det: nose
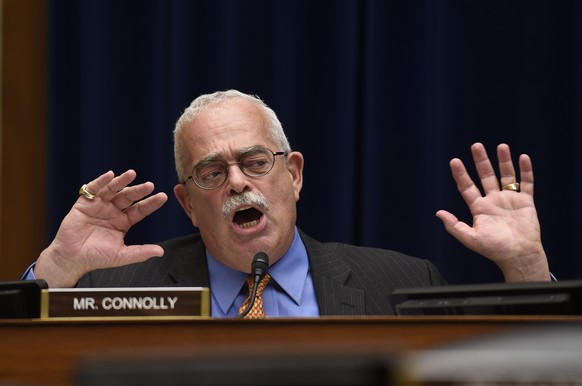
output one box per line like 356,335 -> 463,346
225,163 -> 250,194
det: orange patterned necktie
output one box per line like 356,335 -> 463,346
238,273 -> 271,319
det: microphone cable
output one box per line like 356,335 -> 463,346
238,252 -> 269,318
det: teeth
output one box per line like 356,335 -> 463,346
233,206 -> 260,229
239,220 -> 258,228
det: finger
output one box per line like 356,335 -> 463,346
81,171 -> 115,200
435,209 -> 459,229
471,142 -> 499,194
449,158 -> 483,207
518,153 -> 534,196
98,170 -> 138,201
112,181 -> 156,210
116,244 -> 165,266
124,192 -> 168,226
435,210 -> 474,249
497,143 -> 517,188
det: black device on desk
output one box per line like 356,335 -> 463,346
390,280 -> 582,315
0,279 -> 47,318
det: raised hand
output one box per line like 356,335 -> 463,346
35,170 -> 168,287
436,143 -> 550,282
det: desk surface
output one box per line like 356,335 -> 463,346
1,316 -> 581,386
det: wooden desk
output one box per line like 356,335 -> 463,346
1,316 -> 580,386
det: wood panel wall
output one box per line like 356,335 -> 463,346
0,0 -> 46,280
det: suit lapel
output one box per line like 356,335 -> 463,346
300,231 -> 365,315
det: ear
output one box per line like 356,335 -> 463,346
286,151 -> 304,201
174,183 -> 199,226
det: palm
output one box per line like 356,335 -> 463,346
56,201 -> 135,270
461,190 -> 541,263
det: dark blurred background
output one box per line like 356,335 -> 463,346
2,0 -> 581,284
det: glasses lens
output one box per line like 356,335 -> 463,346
194,163 -> 226,189
240,149 -> 274,176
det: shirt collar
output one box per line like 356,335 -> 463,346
206,227 -> 308,314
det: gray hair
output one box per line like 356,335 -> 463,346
173,90 -> 291,182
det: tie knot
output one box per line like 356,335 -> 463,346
247,273 -> 271,296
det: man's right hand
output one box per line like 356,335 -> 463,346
34,169 -> 168,287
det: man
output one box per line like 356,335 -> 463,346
28,90 -> 550,316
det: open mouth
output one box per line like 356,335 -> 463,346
233,206 -> 263,229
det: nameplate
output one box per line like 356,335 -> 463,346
41,287 -> 210,319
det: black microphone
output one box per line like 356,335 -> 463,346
238,252 -> 270,318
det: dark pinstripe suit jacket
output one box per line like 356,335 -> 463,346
77,230 -> 446,315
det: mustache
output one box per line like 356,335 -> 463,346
223,191 -> 269,219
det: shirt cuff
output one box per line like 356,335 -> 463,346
21,262 -> 37,280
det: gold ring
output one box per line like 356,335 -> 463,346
502,182 -> 520,192
79,184 -> 96,200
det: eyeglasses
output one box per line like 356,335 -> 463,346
185,147 -> 287,190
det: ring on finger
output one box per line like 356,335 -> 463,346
79,184 -> 97,200
502,182 -> 520,192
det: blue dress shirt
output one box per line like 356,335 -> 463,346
207,227 -> 320,317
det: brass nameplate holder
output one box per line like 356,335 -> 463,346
41,287 -> 210,319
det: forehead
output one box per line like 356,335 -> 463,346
183,98 -> 274,161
